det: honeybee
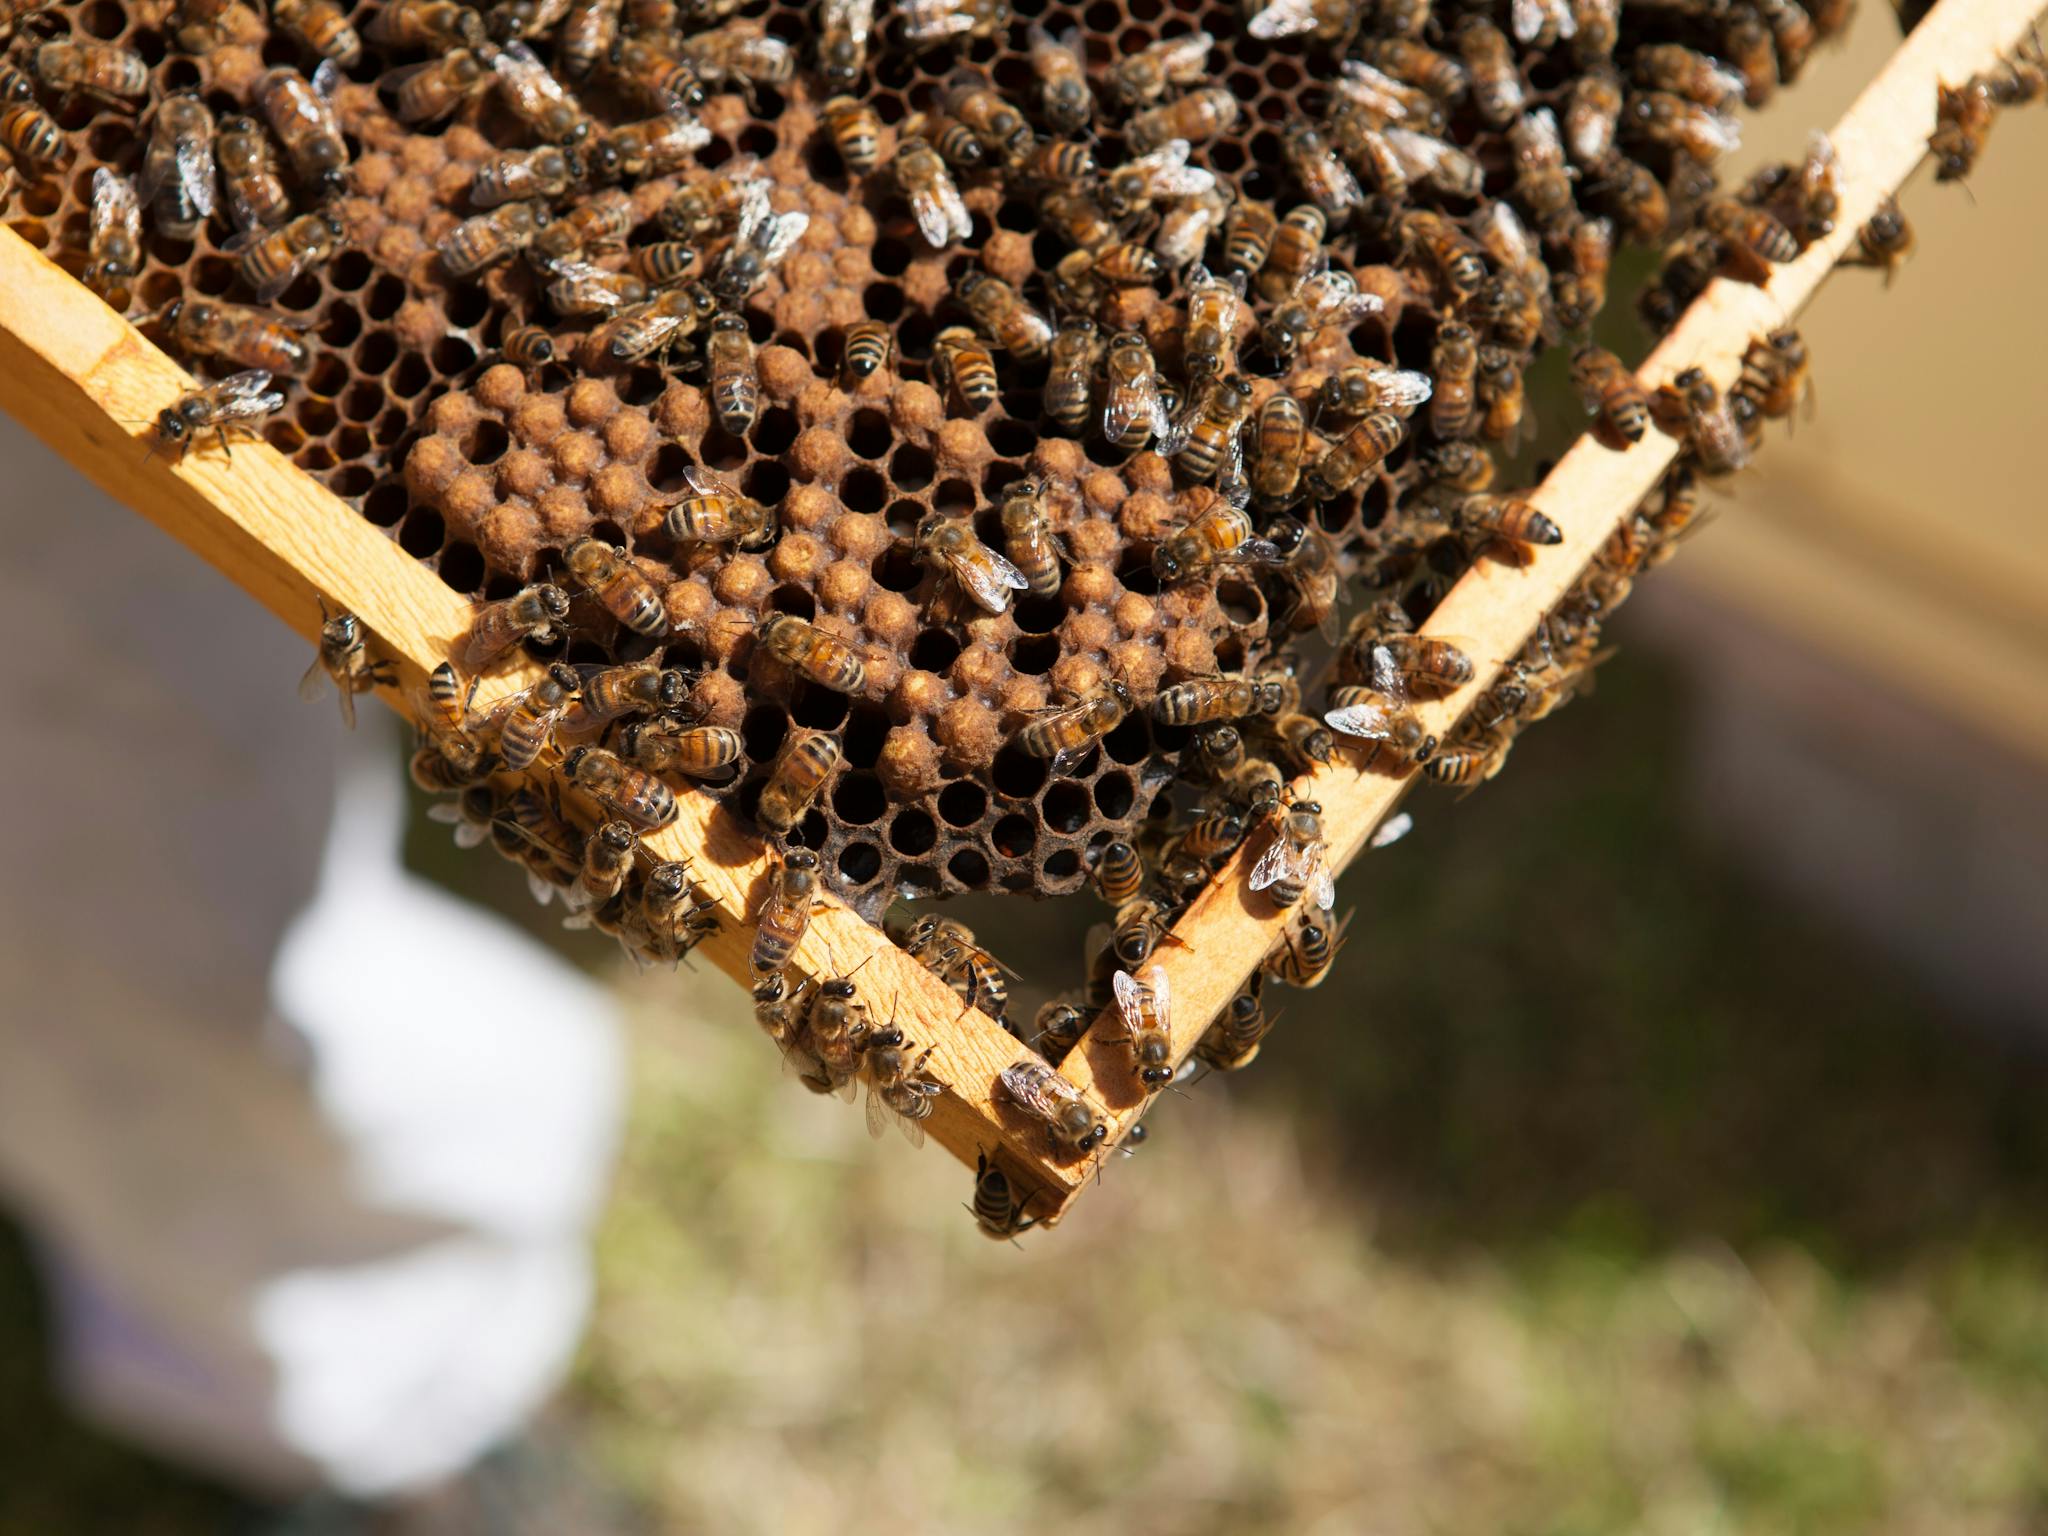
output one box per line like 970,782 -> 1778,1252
1222,198 -> 1279,278
439,200 -> 545,279
1016,681 -> 1134,771
1195,976 -> 1272,1071
1536,218 -> 1608,334
1126,87 -> 1239,155
820,93 -> 881,173
999,480 -> 1064,599
1355,630 -> 1475,697
856,1027 -> 943,1144
1223,756 -> 1286,821
632,861 -> 718,965
1317,363 -> 1434,421
1250,797 -> 1335,911
1107,966 -> 1174,1092
1043,319 -> 1100,434
1172,264 -> 1247,383
558,0 -> 619,80
1511,0 -> 1576,45
1094,838 -> 1145,908
1458,492 -> 1563,550
1250,394 -> 1308,511
0,99 -> 63,170
381,46 -> 491,125
1247,0 -> 1366,45
152,369 -> 287,461
527,195 -> 630,277
1758,129 -> 1840,246
159,300 -> 310,382
1178,807 -> 1248,867
1164,374 -> 1255,490
1477,346 -> 1529,451
410,665 -> 492,791
251,60 -> 348,198
919,510 -> 1029,615
970,1150 -> 1038,1238
934,325 -> 1000,413
1155,183 -> 1234,271
492,787 -> 581,905
1378,124 -> 1483,198
273,0 -> 361,67
564,745 -> 678,830
1564,69 -> 1624,165
942,68 -> 1031,165
558,539 -> 666,640
1625,90 -> 1741,162
1504,110 -> 1571,232
1110,29 -> 1213,108
1153,500 -> 1284,581
1454,16 -> 1525,127
470,144 -> 583,207
603,111 -> 712,178
828,319 -> 890,382
1652,366 -> 1750,475
607,35 -> 707,114
500,661 -> 582,769
1735,328 -> 1811,421
750,849 -> 817,977
33,39 -> 148,106
1269,517 -> 1342,640
1333,57 -> 1446,132
1852,195 -> 1912,285
368,0 -> 487,49
997,1059 -> 1108,1156
1302,410 -> 1404,502
556,821 -> 636,916
1418,440 -> 1495,497
596,281 -> 718,363
901,914 -> 1011,1017
200,118 -> 285,237
1423,725 -> 1513,792
1589,148 -> 1669,242
619,720 -> 744,778
485,40 -> 589,144
699,313 -> 759,436
1632,43 -> 1746,112
816,0 -> 873,90
1701,197 -> 1798,281
1062,240 -> 1163,292
548,262 -> 650,318
622,241 -> 700,291
461,582 -> 570,670
1570,343 -> 1649,443
1267,905 -> 1344,987
1273,711 -> 1335,769
712,186 -> 808,305
137,96 -> 217,244
677,21 -> 795,96
1027,23 -> 1091,134
1101,330 -> 1170,449
892,135 -> 971,250
1281,122 -> 1364,219
83,169 -> 142,301
758,612 -> 866,692
1323,685 -> 1435,762
919,110 -> 987,169
298,604 -> 395,729
1263,269 -> 1384,365
957,269 -> 1053,361
898,0 -> 1007,48
1152,674 -> 1285,727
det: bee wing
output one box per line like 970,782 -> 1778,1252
297,652 -> 333,702
1247,0 -> 1318,38
1510,0 -> 1543,40
1370,810 -> 1414,849
176,135 -> 218,218
91,166 -> 137,230
895,1106 -> 926,1149
678,463 -> 736,497
948,546 -> 1027,613
1325,695 -> 1398,739
1803,128 -> 1837,187
759,209 -> 809,265
1312,859 -> 1336,912
1218,430 -> 1251,509
311,57 -> 340,102
1485,200 -> 1538,272
997,1060 -> 1058,1120
1247,835 -> 1290,892
865,1079 -> 891,1140
824,0 -> 875,44
1368,366 -> 1434,410
1144,963 -> 1169,1023
1158,30 -> 1213,72
909,174 -> 968,249
1383,126 -> 1447,180
1695,108 -> 1742,155
215,368 -> 279,400
1110,967 -> 1148,1029
1335,59 -> 1411,121
1365,642 -> 1409,700
1522,106 -> 1566,165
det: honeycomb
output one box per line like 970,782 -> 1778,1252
3,0 -> 1849,933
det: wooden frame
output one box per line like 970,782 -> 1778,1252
1,0 -> 2038,1225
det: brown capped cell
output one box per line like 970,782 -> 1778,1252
566,378 -> 621,430
384,175 -> 433,228
936,419 -> 992,473
588,461 -> 645,521
375,226 -> 425,279
862,589 -> 919,651
1081,470 -> 1127,517
769,531 -> 828,585
1101,286 -> 1160,333
443,125 -> 492,163
876,726 -> 941,801
951,641 -> 1007,698
980,231 -> 1035,289
1158,627 -> 1215,680
476,502 -> 542,573
792,426 -> 850,484
689,666 -> 746,729
405,435 -> 464,500
511,393 -> 568,449
655,383 -> 709,441
1066,609 -> 1116,654
391,299 -> 446,356
1118,491 -> 1177,542
758,344 -> 811,401
829,511 -> 889,561
551,431 -> 603,485
838,203 -> 877,247
1032,438 -> 1085,483
1064,561 -> 1116,609
780,483 -> 839,532
817,558 -> 871,613
431,161 -> 471,205
605,410 -> 654,462
899,260 -> 951,313
664,577 -> 718,636
536,485 -> 591,541
475,364 -> 526,414
714,555 -> 771,609
1126,453 -> 1173,495
1000,675 -> 1050,715
778,290 -> 828,341
1049,654 -> 1103,702
1114,589 -> 1163,638
351,153 -> 396,198
823,287 -> 868,330
889,668 -> 947,724
497,446 -> 551,500
935,697 -> 1000,770
890,380 -> 943,438
429,392 -> 480,438
441,467 -> 495,527
794,380 -> 847,427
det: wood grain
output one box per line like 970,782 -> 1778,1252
1051,0 -> 2048,1215
0,225 -> 1083,1209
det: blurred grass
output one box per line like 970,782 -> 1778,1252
8,641 -> 2048,1534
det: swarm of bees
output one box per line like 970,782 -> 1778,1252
9,0 -> 2023,1238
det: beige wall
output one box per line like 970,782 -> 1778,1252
1670,11 -> 2048,766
